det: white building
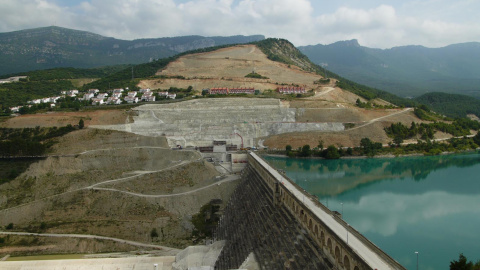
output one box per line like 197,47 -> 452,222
106,97 -> 121,105
97,93 -> 108,99
124,96 -> 139,103
91,98 -> 104,105
83,93 -> 94,100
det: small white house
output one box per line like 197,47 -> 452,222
97,93 -> 108,99
91,98 -> 104,105
88,89 -> 100,94
83,93 -> 94,100
112,92 -> 123,98
124,96 -> 139,103
141,91 -> 155,102
9,106 -> 21,113
167,93 -> 177,99
107,97 -> 121,105
51,96 -> 61,103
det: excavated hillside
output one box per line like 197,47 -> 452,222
0,129 -> 238,256
131,43 -> 423,149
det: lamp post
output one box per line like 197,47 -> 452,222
415,251 -> 419,270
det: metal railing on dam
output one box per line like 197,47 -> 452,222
214,152 -> 406,270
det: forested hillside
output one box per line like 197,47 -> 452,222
299,40 -> 480,98
0,26 -> 264,75
415,92 -> 480,118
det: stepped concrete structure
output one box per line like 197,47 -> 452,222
92,98 -> 344,148
214,152 -> 406,270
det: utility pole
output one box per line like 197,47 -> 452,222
131,66 -> 134,80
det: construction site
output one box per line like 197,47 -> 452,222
0,42 -> 423,269
92,98 -> 344,148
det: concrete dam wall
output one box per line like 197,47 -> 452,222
214,152 -> 406,270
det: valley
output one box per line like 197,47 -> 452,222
0,38 -> 474,269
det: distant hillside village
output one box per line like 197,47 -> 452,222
8,88 -> 174,113
8,83 -> 308,113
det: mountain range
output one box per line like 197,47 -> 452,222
0,26 -> 264,76
299,40 -> 480,98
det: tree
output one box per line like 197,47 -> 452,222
150,228 -> 159,238
393,136 -> 403,146
285,145 -> 292,152
300,145 -> 312,157
325,145 -> 340,159
78,119 -> 84,129
318,140 -> 324,151
474,131 -> 480,146
450,253 -> 473,270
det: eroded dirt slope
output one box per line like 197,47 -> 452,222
0,129 -> 237,253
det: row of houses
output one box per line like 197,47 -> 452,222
277,87 -> 307,94
206,87 -> 307,95
90,89 -> 176,105
9,88 -> 174,112
208,87 -> 256,95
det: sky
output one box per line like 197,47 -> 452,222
1,0 -> 480,48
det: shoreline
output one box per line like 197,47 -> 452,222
260,149 -> 479,160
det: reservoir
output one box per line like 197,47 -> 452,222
264,153 -> 480,270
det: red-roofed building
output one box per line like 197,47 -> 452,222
229,87 -> 255,94
209,88 -> 229,95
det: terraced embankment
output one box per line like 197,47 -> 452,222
91,98 -> 344,148
0,129 -> 238,255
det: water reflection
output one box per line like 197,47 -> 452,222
263,153 -> 480,270
264,153 -> 480,197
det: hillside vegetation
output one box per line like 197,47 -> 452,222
415,92 -> 480,118
299,40 -> 480,98
0,26 -> 264,76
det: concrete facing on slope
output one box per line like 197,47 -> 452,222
91,98 -> 344,148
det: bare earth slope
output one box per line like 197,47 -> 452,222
140,45 -> 322,91
0,129 -> 237,254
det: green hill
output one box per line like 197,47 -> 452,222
299,40 -> 480,98
414,92 -> 480,118
0,26 -> 264,76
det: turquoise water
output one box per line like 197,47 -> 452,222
264,153 -> 480,270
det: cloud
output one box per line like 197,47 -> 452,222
0,0 -> 479,48
344,191 -> 480,237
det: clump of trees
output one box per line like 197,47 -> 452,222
284,142 -> 352,159
245,72 -> 269,79
356,98 -> 396,109
450,253 -> 480,270
385,119 -> 480,145
0,125 -> 76,157
282,130 -> 480,159
191,202 -> 221,242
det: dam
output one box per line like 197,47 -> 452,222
214,152 -> 406,270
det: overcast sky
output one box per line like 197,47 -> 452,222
1,0 -> 479,48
